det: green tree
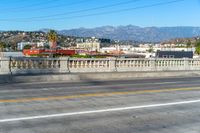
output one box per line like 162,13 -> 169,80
0,42 -> 6,52
23,45 -> 32,50
195,41 -> 200,55
148,45 -> 154,53
47,30 -> 58,49
44,45 -> 50,49
186,40 -> 192,48
196,41 -> 200,47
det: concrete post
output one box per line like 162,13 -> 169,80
0,57 -> 11,75
184,58 -> 190,71
59,57 -> 70,73
150,58 -> 156,71
109,57 -> 117,72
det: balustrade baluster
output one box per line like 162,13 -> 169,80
72,60 -> 75,68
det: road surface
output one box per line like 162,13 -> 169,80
1,77 -> 200,133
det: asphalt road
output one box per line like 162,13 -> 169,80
1,77 -> 200,133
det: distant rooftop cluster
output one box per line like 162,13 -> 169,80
0,31 -> 200,59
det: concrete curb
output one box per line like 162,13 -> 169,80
77,71 -> 200,81
1,71 -> 200,84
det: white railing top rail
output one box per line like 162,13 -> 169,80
1,57 -> 200,61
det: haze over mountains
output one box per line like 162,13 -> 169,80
57,25 -> 200,42
1,25 -> 200,43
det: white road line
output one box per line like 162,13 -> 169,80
1,99 -> 200,123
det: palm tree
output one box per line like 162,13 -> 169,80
47,30 -> 58,49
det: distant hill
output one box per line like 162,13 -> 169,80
161,36 -> 200,45
0,31 -> 78,49
58,25 -> 200,42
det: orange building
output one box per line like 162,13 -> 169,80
23,49 -> 76,56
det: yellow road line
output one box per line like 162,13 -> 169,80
1,87 -> 200,103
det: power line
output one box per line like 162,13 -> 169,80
12,0 -> 141,20
24,0 -> 93,12
39,0 -> 140,18
40,0 -> 186,21
0,0 -> 185,22
0,0 -> 92,13
0,0 -> 60,11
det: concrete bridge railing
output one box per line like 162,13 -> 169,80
1,57 -> 200,75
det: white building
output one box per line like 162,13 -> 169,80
76,37 -> 101,52
17,42 -> 35,50
101,45 -> 132,54
160,47 -> 195,52
17,42 -> 47,50
100,47 -> 117,53
77,42 -> 100,52
37,42 -> 48,47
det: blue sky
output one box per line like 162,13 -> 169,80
0,0 -> 200,31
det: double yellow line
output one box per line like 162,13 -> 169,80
0,87 -> 200,103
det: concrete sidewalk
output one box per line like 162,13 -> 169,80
1,70 -> 200,84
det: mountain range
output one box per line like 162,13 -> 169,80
56,25 -> 200,42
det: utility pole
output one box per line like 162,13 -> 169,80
117,40 -> 120,58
